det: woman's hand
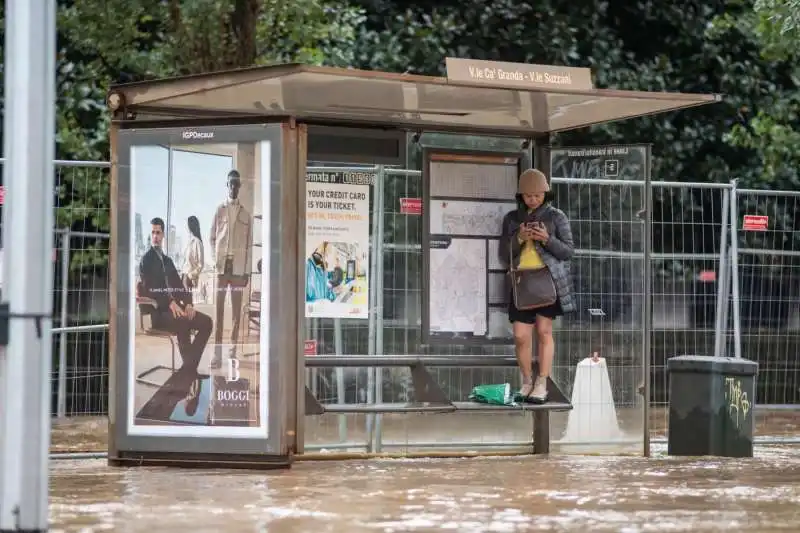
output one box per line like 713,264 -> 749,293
517,224 -> 535,241
531,224 -> 549,243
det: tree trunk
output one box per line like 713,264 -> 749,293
230,0 -> 259,67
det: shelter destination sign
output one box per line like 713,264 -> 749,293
445,58 -> 594,92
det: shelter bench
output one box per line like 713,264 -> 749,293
304,355 -> 572,454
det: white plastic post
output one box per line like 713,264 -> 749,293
559,357 -> 625,446
0,0 -> 57,531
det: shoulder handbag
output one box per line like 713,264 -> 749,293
508,236 -> 558,310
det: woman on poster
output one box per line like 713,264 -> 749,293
181,215 -> 205,292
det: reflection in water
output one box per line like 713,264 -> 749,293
51,446 -> 800,532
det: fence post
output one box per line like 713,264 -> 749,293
713,188 -> 730,359
56,230 -> 70,419
308,318 -> 317,397
365,167 -> 383,452
373,165 -> 386,453
728,179 -> 743,359
333,318 -> 346,443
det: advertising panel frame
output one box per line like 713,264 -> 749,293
108,123 -> 299,468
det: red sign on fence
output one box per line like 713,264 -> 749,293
400,197 -> 422,215
304,340 -> 318,356
0,185 -> 5,206
742,215 -> 769,231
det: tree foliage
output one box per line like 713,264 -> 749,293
754,0 -> 800,56
708,0 -> 800,188
1,0 -> 799,272
42,0 -> 364,269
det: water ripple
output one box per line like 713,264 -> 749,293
49,449 -> 800,532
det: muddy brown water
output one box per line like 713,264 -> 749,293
45,410 -> 800,531
51,448 -> 800,532
49,409 -> 800,454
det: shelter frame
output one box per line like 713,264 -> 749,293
106,61 -> 720,466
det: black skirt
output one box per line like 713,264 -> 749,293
508,299 -> 563,324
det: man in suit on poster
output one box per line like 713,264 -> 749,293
209,169 -> 253,369
139,217 -> 213,371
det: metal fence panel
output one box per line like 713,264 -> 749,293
649,182 -> 731,438
732,188 -> 800,406
12,157 -> 800,451
0,159 -> 111,418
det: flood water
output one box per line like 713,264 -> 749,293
51,445 -> 800,532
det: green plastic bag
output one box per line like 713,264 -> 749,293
468,383 -> 515,406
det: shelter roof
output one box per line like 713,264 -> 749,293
108,62 -> 720,136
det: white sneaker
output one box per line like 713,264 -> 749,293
530,376 -> 548,403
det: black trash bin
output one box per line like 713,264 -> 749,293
667,355 -> 758,458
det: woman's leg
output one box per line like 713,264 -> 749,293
512,320 -> 535,395
531,315 -> 555,402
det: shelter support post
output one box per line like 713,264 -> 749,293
107,121 -> 120,463
530,132 -> 553,455
290,123 -> 308,457
642,148 -> 653,457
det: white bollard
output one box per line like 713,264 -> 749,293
556,355 -> 633,451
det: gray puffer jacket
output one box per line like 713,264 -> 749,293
498,203 -> 576,313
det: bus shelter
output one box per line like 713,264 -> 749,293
106,58 -> 720,468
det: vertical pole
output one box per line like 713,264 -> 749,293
531,135 -> 550,450
56,231 -> 71,419
729,180 -> 743,359
309,318 -> 318,397
0,1 -> 57,531
365,166 -> 381,452
373,165 -> 386,452
333,318 -> 346,443
642,147 -> 653,458
713,188 -> 730,359
719,249 -> 732,351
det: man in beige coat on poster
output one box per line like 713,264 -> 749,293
209,169 -> 253,369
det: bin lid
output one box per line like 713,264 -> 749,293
667,355 -> 758,376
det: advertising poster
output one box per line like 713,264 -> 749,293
128,140 -> 270,438
304,170 -> 371,319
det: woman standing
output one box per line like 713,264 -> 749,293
499,169 -> 575,403
182,216 -> 205,292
